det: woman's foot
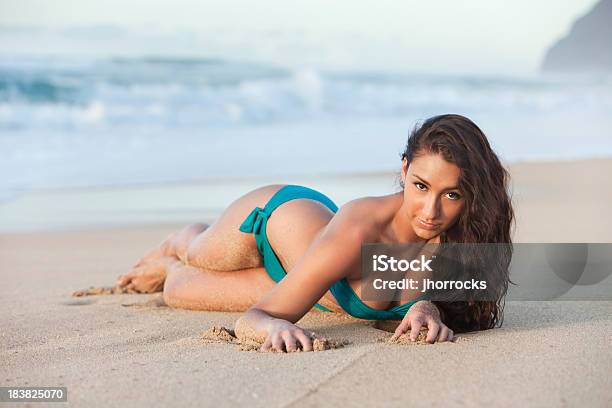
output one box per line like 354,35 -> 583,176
118,223 -> 210,293
116,256 -> 174,293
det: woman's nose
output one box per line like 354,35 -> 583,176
422,196 -> 440,220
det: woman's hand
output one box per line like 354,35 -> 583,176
235,308 -> 320,353
391,300 -> 454,343
260,319 -> 319,352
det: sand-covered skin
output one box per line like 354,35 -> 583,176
202,325 -> 350,352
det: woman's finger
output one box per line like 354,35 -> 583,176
116,274 -> 131,286
282,332 -> 297,352
306,330 -> 318,339
260,338 -> 272,352
409,319 -> 423,342
426,321 -> 440,343
437,326 -> 450,342
391,319 -> 411,340
271,333 -> 284,352
294,331 -> 313,352
125,282 -> 137,292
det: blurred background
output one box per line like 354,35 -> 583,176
1,0 -> 611,231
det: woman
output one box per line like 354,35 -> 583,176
116,114 -> 514,352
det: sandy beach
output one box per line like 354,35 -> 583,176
1,158 -> 611,407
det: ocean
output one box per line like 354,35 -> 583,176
1,55 -> 611,201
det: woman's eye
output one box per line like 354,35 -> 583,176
446,192 -> 461,200
414,182 -> 427,191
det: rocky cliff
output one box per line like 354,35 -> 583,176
541,0 -> 612,73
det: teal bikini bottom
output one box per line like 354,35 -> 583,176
238,184 -> 424,320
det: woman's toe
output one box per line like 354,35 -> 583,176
116,275 -> 132,287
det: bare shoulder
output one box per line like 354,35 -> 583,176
326,196 -> 388,243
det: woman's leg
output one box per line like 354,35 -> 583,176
117,184 -> 337,310
119,185 -> 286,294
162,257 -> 276,311
118,223 -> 277,310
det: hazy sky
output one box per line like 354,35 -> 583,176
0,0 -> 601,74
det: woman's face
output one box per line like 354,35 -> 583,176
401,153 -> 465,240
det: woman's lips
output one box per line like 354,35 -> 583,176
417,218 -> 440,230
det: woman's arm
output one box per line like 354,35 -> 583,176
234,205 -> 365,352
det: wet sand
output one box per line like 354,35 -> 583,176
1,159 -> 611,407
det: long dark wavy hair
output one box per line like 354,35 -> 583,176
399,114 -> 515,333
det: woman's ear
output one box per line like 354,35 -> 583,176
401,158 -> 408,182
